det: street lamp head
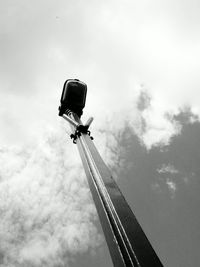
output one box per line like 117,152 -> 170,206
58,79 -> 87,117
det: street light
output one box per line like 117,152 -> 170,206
59,79 -> 164,267
58,79 -> 87,117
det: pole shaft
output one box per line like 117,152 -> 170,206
66,113 -> 164,267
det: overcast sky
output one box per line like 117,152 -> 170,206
0,1 -> 200,266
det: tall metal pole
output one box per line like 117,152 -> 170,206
62,112 -> 164,267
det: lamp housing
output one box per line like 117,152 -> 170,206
58,79 -> 87,117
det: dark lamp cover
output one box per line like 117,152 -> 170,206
59,79 -> 87,117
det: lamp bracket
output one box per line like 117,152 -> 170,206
68,117 -> 94,144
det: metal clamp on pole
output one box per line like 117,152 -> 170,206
58,79 -> 164,267
63,113 -> 94,144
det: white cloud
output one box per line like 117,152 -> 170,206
125,88 -> 182,149
157,164 -> 179,174
141,109 -> 181,149
0,126 -> 103,266
166,179 -> 177,199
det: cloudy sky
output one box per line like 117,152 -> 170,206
0,0 -> 200,266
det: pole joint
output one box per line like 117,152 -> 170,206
63,111 -> 94,144
70,125 -> 93,144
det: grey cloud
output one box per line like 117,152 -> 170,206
107,109 -> 200,266
136,89 -> 151,112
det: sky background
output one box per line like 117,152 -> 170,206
0,0 -> 200,266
